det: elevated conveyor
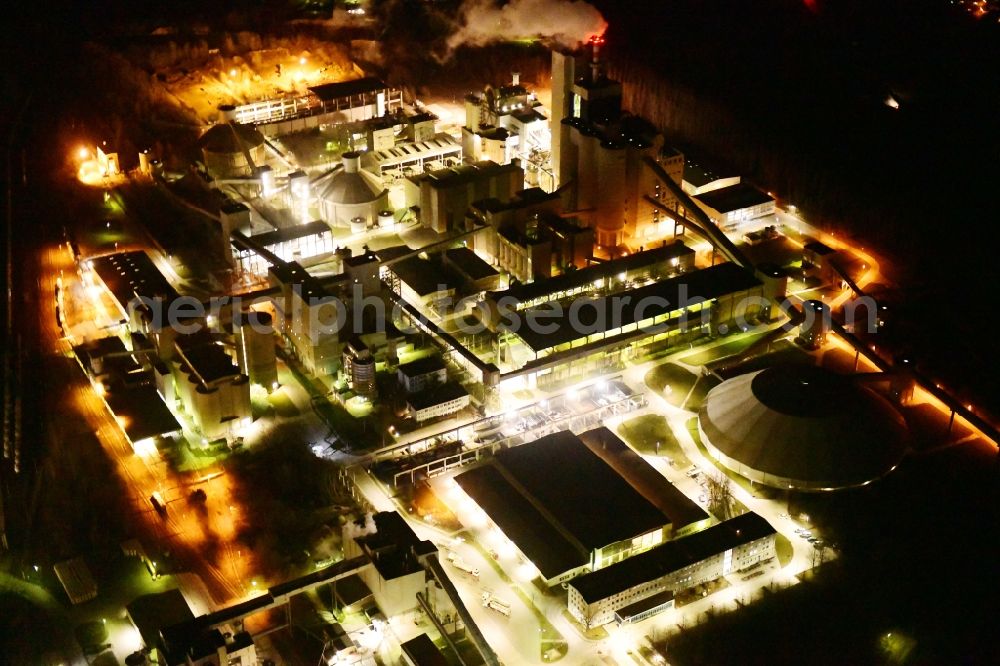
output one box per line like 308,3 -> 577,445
642,155 -> 752,268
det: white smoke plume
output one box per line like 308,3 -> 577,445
446,0 -> 607,52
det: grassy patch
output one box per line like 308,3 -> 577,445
561,608 -> 609,640
618,415 -> 689,468
775,533 -> 794,567
267,390 -> 299,418
644,362 -> 697,407
683,374 -> 722,411
679,329 -> 773,367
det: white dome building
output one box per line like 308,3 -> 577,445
317,152 -> 389,229
698,365 -> 907,491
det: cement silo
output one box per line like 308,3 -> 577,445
317,152 -> 389,229
198,105 -> 266,179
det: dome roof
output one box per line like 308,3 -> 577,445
198,123 -> 265,154
698,365 -> 907,490
318,152 -> 386,205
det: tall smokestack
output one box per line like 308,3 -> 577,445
589,35 -> 605,82
512,71 -> 520,86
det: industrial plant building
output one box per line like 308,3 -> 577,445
404,160 -> 523,234
478,240 -> 696,328
494,262 -> 766,388
90,251 -> 257,442
693,182 -> 776,231
462,75 -> 549,173
467,187 -> 595,283
549,40 -> 685,249
568,511 -> 777,628
231,76 -> 405,134
699,364 -> 908,490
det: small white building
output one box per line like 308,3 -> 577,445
406,382 -> 470,422
397,356 -> 447,394
693,183 -> 775,232
568,512 -> 776,628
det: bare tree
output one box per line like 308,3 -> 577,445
705,472 -> 737,520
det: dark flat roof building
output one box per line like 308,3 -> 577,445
400,634 -> 449,666
406,382 -> 469,412
578,427 -> 709,532
397,355 -> 447,378
491,240 -> 694,306
309,77 -> 388,101
91,251 -> 179,315
504,262 -> 762,353
694,183 -> 774,213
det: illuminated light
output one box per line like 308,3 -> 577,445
94,381 -> 106,397
498,539 -> 517,559
271,381 -> 280,391
123,625 -> 143,652
516,561 -> 538,581
78,147 -> 90,159
299,57 -> 307,65
229,68 -> 237,77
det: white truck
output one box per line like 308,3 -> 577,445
446,551 -> 480,579
481,591 -> 511,617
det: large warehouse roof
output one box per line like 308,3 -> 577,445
455,430 -> 671,579
571,512 -> 776,604
456,464 -> 588,579
495,431 -> 669,549
91,251 -> 178,314
699,365 -> 908,490
578,427 -> 708,530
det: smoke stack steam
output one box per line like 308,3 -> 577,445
446,0 -> 607,53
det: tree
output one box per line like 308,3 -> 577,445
704,472 -> 737,520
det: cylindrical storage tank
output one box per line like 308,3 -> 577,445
799,299 -> 830,349
138,149 -> 152,175
194,384 -> 222,439
755,263 -> 789,321
218,104 -> 237,123
351,356 -> 376,398
595,140 -> 627,247
198,120 -> 266,179
318,152 -> 389,228
350,216 -> 366,234
575,128 -> 598,213
235,311 -> 278,391
378,209 -> 394,229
